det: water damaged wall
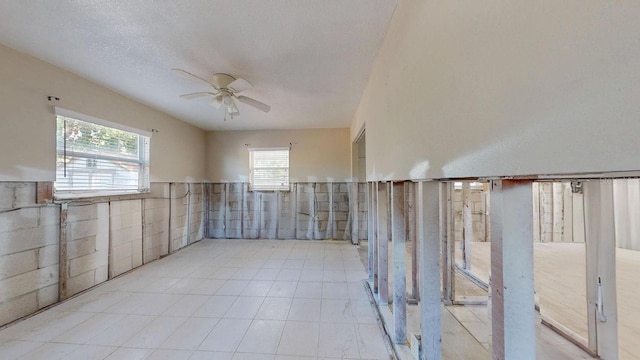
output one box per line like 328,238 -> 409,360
206,182 -> 368,241
0,182 -> 205,327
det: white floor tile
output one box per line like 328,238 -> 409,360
163,294 -> 210,317
86,314 -> 155,346
123,316 -> 187,348
318,322 -> 360,358
160,317 -> 219,350
19,342 -> 79,360
64,344 -> 117,360
199,318 -> 252,352
146,348 -> 193,360
277,321 -> 319,357
224,297 -> 265,319
190,351 -> 234,360
287,298 -> 321,322
194,296 -> 237,318
103,347 -> 153,360
294,282 -> 323,299
236,319 -> 285,354
267,281 -> 297,298
241,280 -> 274,297
0,340 -> 43,360
255,297 -> 292,320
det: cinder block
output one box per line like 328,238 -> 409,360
0,224 -> 59,256
69,249 -> 108,278
67,270 -> 96,296
38,245 -> 58,268
13,184 -> 36,208
67,236 -> 97,260
67,205 -> 98,222
0,208 -> 39,230
68,220 -> 98,241
36,284 -> 58,308
0,291 -> 38,326
38,206 -> 60,226
0,250 -> 38,280
0,265 -> 58,302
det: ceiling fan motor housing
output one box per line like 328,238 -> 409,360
210,73 -> 236,90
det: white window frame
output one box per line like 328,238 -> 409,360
248,147 -> 290,191
54,107 -> 151,199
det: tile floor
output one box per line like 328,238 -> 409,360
0,239 -> 392,360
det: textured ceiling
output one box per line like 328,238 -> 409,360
0,1 -> 397,131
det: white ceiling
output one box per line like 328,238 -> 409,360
0,1 -> 397,131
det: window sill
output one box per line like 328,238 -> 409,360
54,189 -> 150,201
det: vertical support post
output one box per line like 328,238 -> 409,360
407,182 -> 419,301
490,180 -> 535,360
223,183 -> 228,238
445,182 -> 456,303
584,180 -> 619,358
391,182 -> 407,344
352,182 -> 359,245
58,203 -> 68,301
368,182 -> 375,284
462,182 -> 472,270
372,182 -> 379,293
417,181 -> 441,360
440,183 -> 453,304
377,181 -> 389,304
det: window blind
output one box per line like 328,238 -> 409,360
55,112 -> 150,196
249,148 -> 290,191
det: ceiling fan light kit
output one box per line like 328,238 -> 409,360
173,68 -> 271,120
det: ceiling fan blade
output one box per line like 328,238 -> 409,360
227,77 -> 253,93
172,68 -> 218,89
179,91 -> 218,100
236,95 -> 271,113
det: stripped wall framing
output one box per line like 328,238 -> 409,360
205,182 -> 368,241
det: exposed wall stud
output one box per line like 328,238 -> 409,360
391,181 -> 407,344
490,180 -> 536,360
417,181 -> 442,360
377,181 -> 389,304
584,180 -> 619,358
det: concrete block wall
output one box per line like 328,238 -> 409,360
0,183 -> 59,326
65,203 -> 109,297
143,183 -> 170,262
357,183 -> 369,240
452,184 -> 489,242
206,182 -> 365,241
0,181 -> 205,327
188,183 -> 204,244
170,183 -> 189,252
109,200 -> 143,278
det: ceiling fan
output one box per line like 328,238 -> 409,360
172,68 -> 271,118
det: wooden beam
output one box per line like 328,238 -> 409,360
377,181 -> 390,304
407,182 -> 419,302
462,182 -> 472,270
352,182 -> 359,245
368,182 -> 376,284
440,182 -> 453,304
58,203 -> 68,301
490,180 -> 536,360
417,181 -> 442,359
584,180 -> 619,358
391,182 -> 407,344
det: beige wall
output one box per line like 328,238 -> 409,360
206,128 -> 351,183
353,0 -> 640,181
0,44 -> 206,182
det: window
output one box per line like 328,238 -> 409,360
249,147 -> 290,191
55,108 -> 150,198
